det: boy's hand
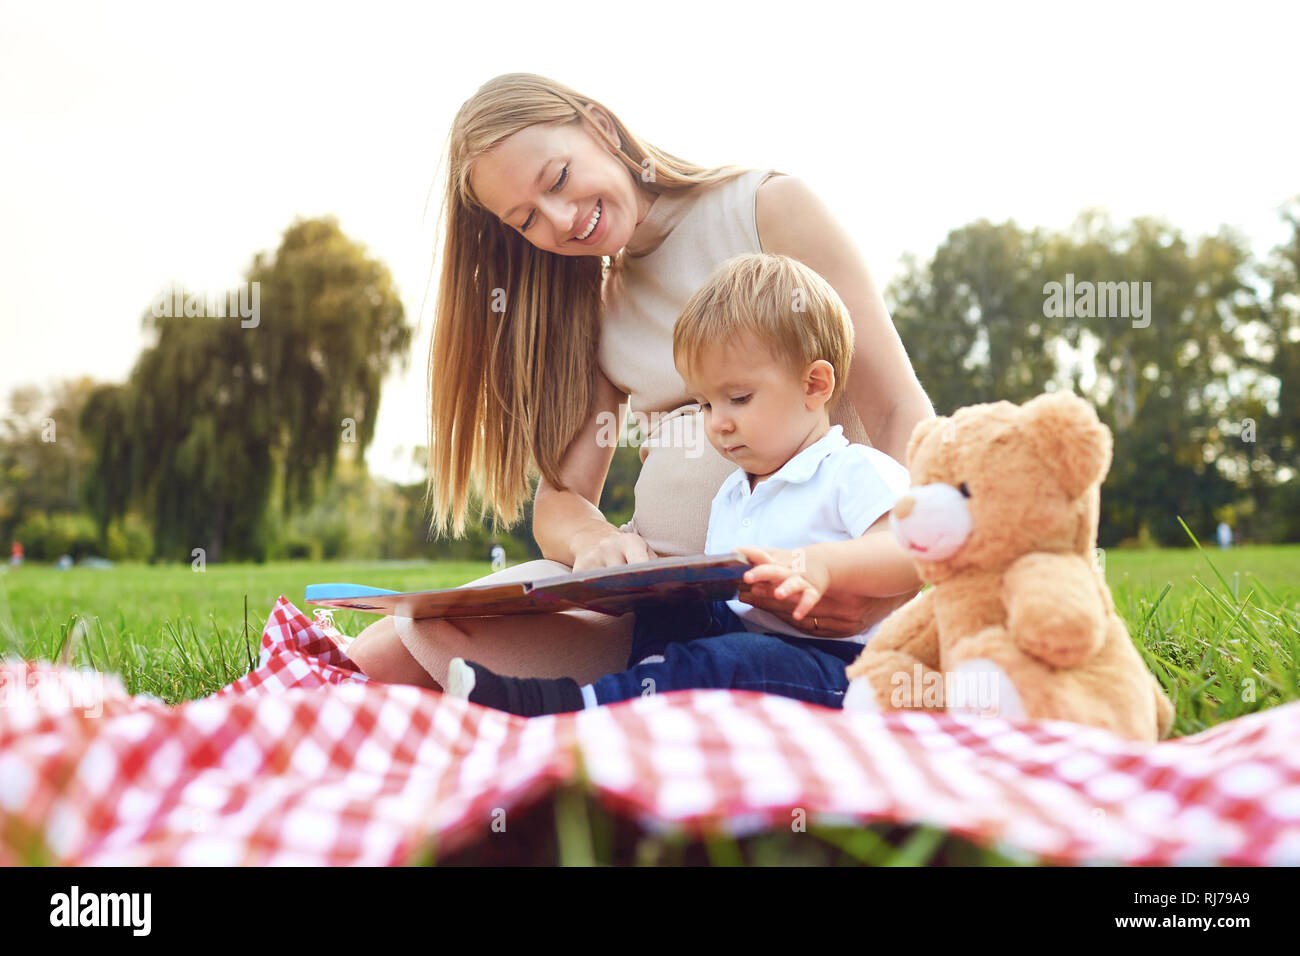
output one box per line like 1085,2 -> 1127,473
734,545 -> 831,623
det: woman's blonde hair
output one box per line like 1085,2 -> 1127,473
673,253 -> 855,406
426,73 -> 752,538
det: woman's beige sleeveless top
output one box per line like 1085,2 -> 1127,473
598,167 -> 874,557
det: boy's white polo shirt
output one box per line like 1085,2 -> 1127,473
704,424 -> 912,645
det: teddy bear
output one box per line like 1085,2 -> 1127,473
843,390 -> 1175,742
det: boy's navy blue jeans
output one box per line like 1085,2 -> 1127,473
587,599 -> 861,710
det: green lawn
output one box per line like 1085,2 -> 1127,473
0,559 -> 488,703
1101,542 -> 1300,733
1,538 -> 1297,865
3,542 -> 1297,726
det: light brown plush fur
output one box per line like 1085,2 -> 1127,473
845,391 -> 1175,742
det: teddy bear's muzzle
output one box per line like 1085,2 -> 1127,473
890,483 -> 973,562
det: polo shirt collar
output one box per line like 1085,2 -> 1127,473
722,424 -> 848,499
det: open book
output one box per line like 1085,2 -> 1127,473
305,553 -> 752,620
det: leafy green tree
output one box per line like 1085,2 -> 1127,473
248,218 -> 411,514
1,378 -> 99,549
1049,215 -> 1252,545
1233,198 -> 1300,540
80,217 -> 411,562
887,213 -> 1254,546
889,220 -> 1060,416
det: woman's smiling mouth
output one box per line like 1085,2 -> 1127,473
572,198 -> 602,241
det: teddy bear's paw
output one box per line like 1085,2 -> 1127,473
948,658 -> 1026,721
842,676 -> 882,712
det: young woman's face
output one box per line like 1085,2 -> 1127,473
468,112 -> 655,257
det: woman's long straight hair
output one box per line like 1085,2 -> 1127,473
426,73 -> 751,539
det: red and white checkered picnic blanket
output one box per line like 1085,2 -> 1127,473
2,595 -> 1298,865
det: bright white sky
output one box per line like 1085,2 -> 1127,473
2,0 -> 1296,484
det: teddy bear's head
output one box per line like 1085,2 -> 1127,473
889,391 -> 1113,583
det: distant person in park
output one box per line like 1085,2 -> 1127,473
489,542 -> 506,571
9,541 -> 21,566
1217,521 -> 1233,549
347,73 -> 934,690
445,254 -> 921,715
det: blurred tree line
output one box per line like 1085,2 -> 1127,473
0,213 -> 645,565
2,203 -> 1296,563
69,217 -> 414,562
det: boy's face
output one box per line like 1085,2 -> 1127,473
680,333 -> 833,485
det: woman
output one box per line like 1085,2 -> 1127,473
347,73 -> 935,690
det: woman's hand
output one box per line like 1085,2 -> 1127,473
733,545 -> 915,638
571,527 -> 659,572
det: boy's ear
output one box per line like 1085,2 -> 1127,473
805,360 -> 835,407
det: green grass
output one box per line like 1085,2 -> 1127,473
1101,531 -> 1300,735
0,559 -> 486,703
2,533 -> 1298,865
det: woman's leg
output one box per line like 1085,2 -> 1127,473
345,559 -> 634,690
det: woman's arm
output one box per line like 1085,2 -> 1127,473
755,174 -> 935,464
533,367 -> 657,570
744,175 -> 930,636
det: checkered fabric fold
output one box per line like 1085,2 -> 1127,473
1,595 -> 1298,865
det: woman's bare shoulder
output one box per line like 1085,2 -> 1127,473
754,174 -> 850,259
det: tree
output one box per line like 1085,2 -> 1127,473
1050,215 -> 1252,545
80,217 -> 412,561
1232,198 -> 1300,540
0,378 -> 99,547
248,218 -> 411,514
889,219 -> 1062,416
887,212 -> 1254,546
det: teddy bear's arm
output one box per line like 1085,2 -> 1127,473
846,587 -> 940,679
844,588 -> 945,711
1003,553 -> 1106,669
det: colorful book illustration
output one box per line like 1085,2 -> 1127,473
305,552 -> 753,619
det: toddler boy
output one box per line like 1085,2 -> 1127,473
446,253 -> 921,714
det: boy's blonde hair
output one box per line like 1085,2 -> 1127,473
673,253 -> 854,406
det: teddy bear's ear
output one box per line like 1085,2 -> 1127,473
906,416 -> 948,468
1021,391 -> 1113,498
